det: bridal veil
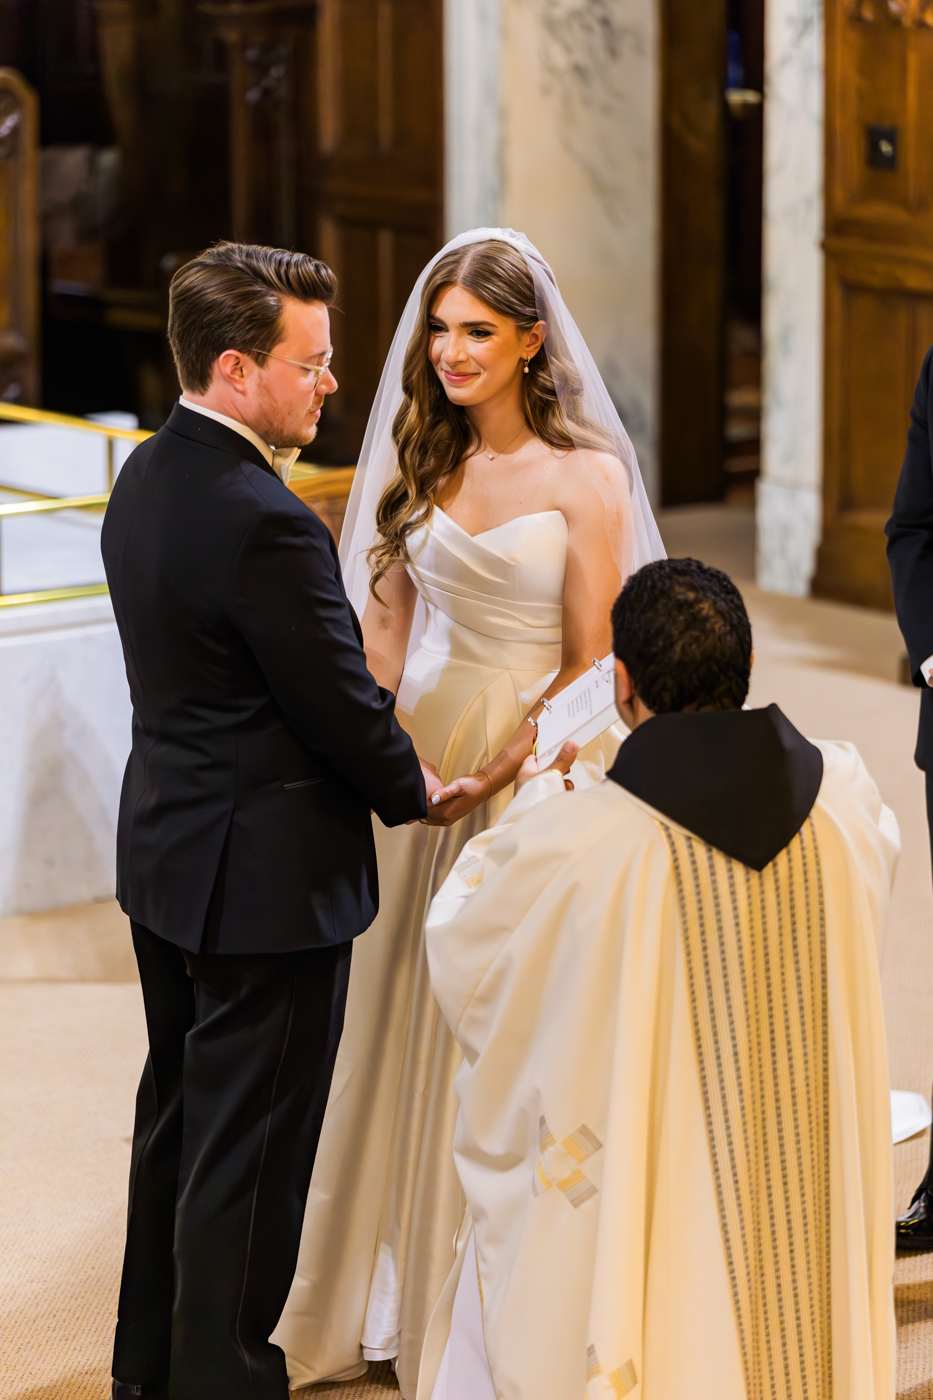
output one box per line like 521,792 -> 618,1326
338,226 -> 665,617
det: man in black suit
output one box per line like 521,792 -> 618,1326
887,344 -> 933,1249
102,242 -> 436,1400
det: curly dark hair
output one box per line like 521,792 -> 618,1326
611,558 -> 752,713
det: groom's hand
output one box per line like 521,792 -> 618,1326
407,758 -> 444,823
514,741 -> 578,793
413,757 -> 445,817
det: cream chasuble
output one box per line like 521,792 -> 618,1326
421,735 -> 898,1400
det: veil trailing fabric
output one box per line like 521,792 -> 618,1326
338,226 -> 665,622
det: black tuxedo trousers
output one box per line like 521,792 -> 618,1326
888,345 -> 933,1196
888,343 -> 933,768
919,773 -> 933,1197
114,924 -> 351,1399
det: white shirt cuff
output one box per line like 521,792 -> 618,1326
920,654 -> 933,686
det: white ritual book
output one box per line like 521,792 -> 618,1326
535,654 -> 618,769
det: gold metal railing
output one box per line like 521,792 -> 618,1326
0,402 -> 356,606
0,401 -> 151,487
0,401 -> 152,607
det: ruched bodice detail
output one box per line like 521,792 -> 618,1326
392,503 -> 623,836
406,507 -> 566,667
397,509 -> 568,722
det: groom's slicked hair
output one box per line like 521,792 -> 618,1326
612,559 -> 752,712
168,241 -> 337,393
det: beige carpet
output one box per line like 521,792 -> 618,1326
1,503 -> 931,1398
0,983 -> 147,1400
0,899 -> 137,983
297,1363 -> 398,1396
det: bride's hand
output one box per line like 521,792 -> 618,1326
424,772 -> 491,827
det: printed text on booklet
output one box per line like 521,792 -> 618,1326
535,654 -> 617,769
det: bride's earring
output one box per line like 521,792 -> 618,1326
523,357 -> 531,374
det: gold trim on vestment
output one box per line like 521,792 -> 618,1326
534,1115 -> 603,1208
585,1345 -> 638,1398
661,816 -> 831,1400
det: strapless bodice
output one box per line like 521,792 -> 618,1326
392,503 -> 620,811
405,506 -> 568,673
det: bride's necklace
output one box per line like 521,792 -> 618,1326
476,426 -> 526,461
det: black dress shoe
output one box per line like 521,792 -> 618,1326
111,1380 -> 169,1400
896,1189 -> 933,1251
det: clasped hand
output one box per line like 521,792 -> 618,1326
423,771 -> 492,827
413,742 -> 579,828
409,761 -> 489,827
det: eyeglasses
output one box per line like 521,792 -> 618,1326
249,347 -> 334,386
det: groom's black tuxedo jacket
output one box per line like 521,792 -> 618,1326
887,343 -> 933,770
101,402 -> 425,954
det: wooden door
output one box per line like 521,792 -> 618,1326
303,0 -> 444,464
2,0 -> 442,440
816,0 -> 933,609
0,68 -> 39,406
660,0 -> 727,505
95,0 -> 441,453
200,0 -> 443,464
199,0 -> 316,253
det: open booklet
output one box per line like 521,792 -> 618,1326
535,654 -> 619,769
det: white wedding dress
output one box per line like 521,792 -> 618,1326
272,503 -> 623,1397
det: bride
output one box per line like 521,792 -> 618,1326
272,228 -> 663,1396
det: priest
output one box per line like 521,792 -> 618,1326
420,558 -> 898,1400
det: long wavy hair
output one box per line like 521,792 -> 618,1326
367,239 -> 611,598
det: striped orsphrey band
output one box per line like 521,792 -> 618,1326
661,815 -> 831,1400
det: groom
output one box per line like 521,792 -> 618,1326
101,241 -> 435,1400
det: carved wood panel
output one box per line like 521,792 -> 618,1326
304,0 -> 443,463
8,0 -> 442,435
0,68 -> 39,406
829,4 -> 933,242
815,0 -> 933,606
847,0 -> 933,28
199,0 -> 317,251
188,0 -> 442,461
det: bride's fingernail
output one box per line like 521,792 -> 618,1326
432,793 -> 441,805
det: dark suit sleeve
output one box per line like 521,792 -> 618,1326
230,504 -> 426,827
887,345 -> 933,684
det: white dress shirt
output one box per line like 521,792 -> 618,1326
178,396 -> 301,485
922,654 -> 933,686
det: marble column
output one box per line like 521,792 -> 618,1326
444,0 -> 659,499
757,0 -> 824,596
501,0 -> 658,497
444,0 -> 503,237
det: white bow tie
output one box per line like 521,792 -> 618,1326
271,447 -> 302,485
